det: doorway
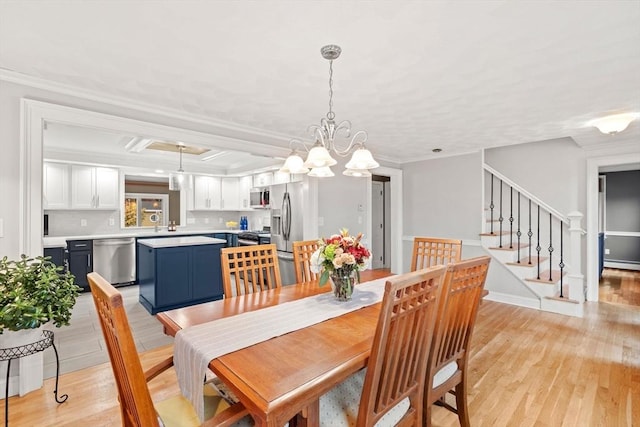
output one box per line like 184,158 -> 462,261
371,175 -> 391,269
586,154 -> 640,301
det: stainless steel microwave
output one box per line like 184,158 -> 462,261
250,188 -> 270,208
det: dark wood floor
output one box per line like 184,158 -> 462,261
599,267 -> 640,306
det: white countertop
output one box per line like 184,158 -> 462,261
138,236 -> 227,248
42,228 -> 243,248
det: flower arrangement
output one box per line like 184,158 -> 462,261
310,229 -> 372,289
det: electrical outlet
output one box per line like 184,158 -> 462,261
109,218 -> 115,226
605,248 -> 610,255
187,218 -> 195,224
358,216 -> 362,224
219,217 -> 223,224
318,216 -> 324,226
80,219 -> 87,227
204,218 -> 209,224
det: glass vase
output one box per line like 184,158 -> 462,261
330,269 -> 356,301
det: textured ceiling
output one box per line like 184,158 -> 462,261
1,0 -> 639,171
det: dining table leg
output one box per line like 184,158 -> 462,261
291,400 -> 320,427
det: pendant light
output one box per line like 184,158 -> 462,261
169,144 -> 189,191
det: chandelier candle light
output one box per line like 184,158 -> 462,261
279,45 -> 379,178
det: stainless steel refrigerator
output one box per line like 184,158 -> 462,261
270,181 -> 304,285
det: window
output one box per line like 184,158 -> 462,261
124,193 -> 168,228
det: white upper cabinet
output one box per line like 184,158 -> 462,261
193,175 -> 221,210
239,176 -> 253,209
273,171 -> 291,185
220,177 -> 239,210
70,165 -> 119,209
43,162 -> 70,209
253,172 -> 273,188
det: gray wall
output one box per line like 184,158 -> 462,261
317,157 -> 369,242
603,170 -> 640,265
485,137 -> 587,216
403,152 -> 482,240
401,152 -> 537,301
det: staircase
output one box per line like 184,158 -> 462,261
481,164 -> 585,317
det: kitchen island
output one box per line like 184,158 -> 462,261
137,236 -> 227,314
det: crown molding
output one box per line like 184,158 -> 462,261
0,68 -> 293,146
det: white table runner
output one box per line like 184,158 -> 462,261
174,277 -> 389,421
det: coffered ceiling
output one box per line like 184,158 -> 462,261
1,1 -> 639,172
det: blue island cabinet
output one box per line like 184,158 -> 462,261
137,236 -> 226,314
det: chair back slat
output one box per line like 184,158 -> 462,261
411,237 -> 462,271
88,272 -> 160,427
221,244 -> 282,297
432,256 -> 490,370
358,266 -> 446,426
292,239 -> 320,283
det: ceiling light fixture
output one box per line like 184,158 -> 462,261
279,44 -> 379,178
169,143 -> 189,191
590,113 -> 639,135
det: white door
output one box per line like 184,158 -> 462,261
371,181 -> 385,269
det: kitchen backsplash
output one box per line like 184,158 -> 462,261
45,210 -> 271,237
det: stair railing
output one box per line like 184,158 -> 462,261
484,164 -> 569,298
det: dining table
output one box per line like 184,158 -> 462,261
156,269 -> 393,427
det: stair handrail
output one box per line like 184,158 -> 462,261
483,163 -> 567,223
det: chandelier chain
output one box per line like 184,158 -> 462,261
327,60 -> 335,121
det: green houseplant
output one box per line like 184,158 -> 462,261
0,254 -> 81,334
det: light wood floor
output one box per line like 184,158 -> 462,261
599,268 -> 640,307
3,296 -> 638,426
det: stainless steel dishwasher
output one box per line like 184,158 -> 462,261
93,237 -> 136,285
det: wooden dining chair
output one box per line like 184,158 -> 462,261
319,265 -> 447,426
220,243 -> 282,297
292,239 -> 320,283
423,256 -> 491,427
87,272 -> 249,427
411,237 -> 463,271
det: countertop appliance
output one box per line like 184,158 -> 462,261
237,227 -> 271,246
93,237 -> 136,286
270,182 -> 303,285
249,188 -> 270,209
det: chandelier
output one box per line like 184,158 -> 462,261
279,45 -> 379,178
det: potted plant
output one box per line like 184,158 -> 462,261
0,254 -> 81,347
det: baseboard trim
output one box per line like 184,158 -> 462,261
483,291 -> 540,310
603,261 -> 640,271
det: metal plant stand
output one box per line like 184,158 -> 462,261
1,330 -> 67,426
